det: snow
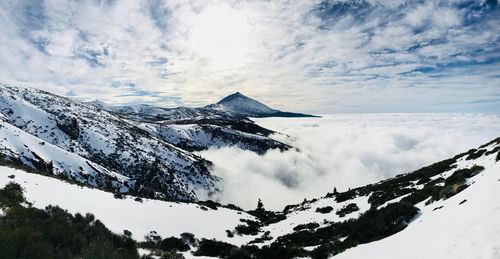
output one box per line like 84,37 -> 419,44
261,195 -> 370,245
334,161 -> 500,259
208,92 -> 277,115
0,166 -> 256,246
0,119 -> 132,187
0,83 -> 220,201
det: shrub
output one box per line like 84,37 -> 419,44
235,219 -> 261,235
252,244 -> 306,259
198,200 -> 219,210
248,231 -> 273,244
293,222 -> 320,231
345,202 -> 419,244
193,239 -> 235,257
316,206 -> 333,214
114,192 -> 125,199
272,202 -> 419,257
466,149 -> 487,160
0,182 -> 25,207
226,247 -> 252,259
445,165 -> 484,185
0,184 -> 139,259
159,237 -> 189,252
334,190 -> 357,202
336,203 -> 359,217
180,233 -> 196,246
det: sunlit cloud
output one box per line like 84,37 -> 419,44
0,0 -> 498,112
199,113 -> 500,210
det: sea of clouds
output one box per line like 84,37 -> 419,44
198,113 -> 500,211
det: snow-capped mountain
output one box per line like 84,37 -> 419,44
207,92 -> 317,118
207,92 -> 278,116
0,83 -> 220,201
0,83 -> 296,201
1,82 -> 499,258
93,94 -> 294,154
1,113 -> 498,258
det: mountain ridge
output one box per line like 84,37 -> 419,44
0,82 -> 298,201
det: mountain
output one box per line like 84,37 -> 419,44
206,92 -> 318,118
2,82 -> 498,258
1,121 -> 499,258
0,83 -> 221,201
0,83 -> 294,202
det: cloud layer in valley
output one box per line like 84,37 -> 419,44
199,113 -> 500,210
0,0 -> 499,112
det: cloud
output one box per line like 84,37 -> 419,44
199,114 -> 500,210
0,0 -> 499,112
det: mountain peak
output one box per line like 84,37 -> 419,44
212,92 -> 277,115
217,92 -> 248,104
206,91 -> 317,118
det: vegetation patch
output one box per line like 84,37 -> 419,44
235,219 -> 261,236
316,206 -> 334,214
336,203 -> 360,217
293,222 -> 320,231
193,239 -> 235,257
445,165 -> 484,185
269,202 -> 419,259
0,183 -> 139,259
465,149 -> 487,160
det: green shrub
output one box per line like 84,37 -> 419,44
0,184 -> 139,259
316,206 -> 333,214
465,149 -> 487,160
193,239 -> 235,257
293,222 -> 320,231
235,219 -> 261,235
180,233 -> 196,246
336,203 -> 360,217
159,237 -> 189,252
445,165 -> 484,185
0,182 -> 25,207
334,190 -> 357,202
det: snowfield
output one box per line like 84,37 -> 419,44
332,139 -> 500,259
1,135 -> 498,259
0,166 -> 256,246
334,163 -> 500,259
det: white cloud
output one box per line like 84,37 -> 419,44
199,114 -> 500,210
0,0 -> 499,112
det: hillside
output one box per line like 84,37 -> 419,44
1,133 -> 498,258
0,83 -> 294,201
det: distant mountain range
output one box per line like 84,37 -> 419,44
97,91 -> 317,119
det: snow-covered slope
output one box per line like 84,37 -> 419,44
0,119 -> 133,191
241,137 -> 499,257
0,129 -> 498,258
334,162 -> 500,259
136,122 -> 290,154
92,96 -> 292,154
0,83 -> 218,201
0,166 -> 256,246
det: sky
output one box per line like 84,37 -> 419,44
0,0 -> 499,113
199,113 -> 500,210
